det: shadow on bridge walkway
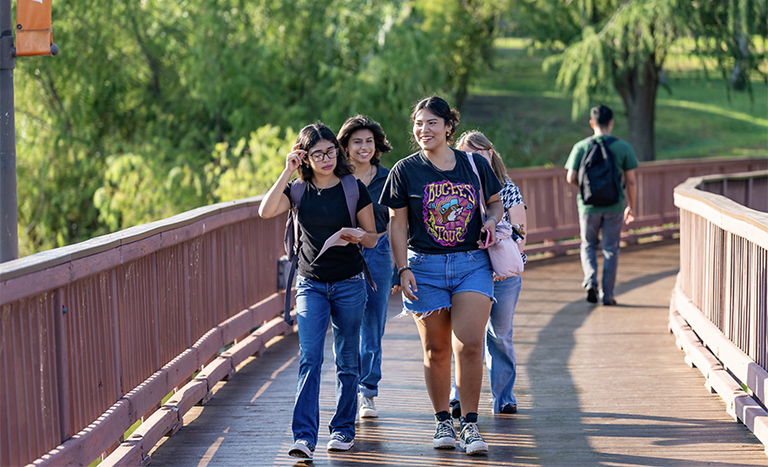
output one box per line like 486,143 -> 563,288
148,240 -> 768,466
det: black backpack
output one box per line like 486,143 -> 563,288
578,136 -> 621,206
282,175 -> 376,325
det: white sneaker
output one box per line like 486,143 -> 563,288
358,393 -> 378,418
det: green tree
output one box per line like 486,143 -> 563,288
418,0 -> 500,109
518,0 -> 767,161
14,0 -> 508,255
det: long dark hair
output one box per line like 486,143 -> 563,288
410,96 -> 461,143
337,115 -> 392,166
296,123 -> 353,182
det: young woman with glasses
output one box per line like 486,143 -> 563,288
337,115 -> 395,420
380,97 -> 503,455
258,123 -> 378,461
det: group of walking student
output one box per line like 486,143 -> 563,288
258,96 -> 637,461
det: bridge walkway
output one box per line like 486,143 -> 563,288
148,240 -> 768,466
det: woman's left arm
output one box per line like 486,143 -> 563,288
346,204 -> 378,248
506,203 -> 527,248
482,193 -> 503,246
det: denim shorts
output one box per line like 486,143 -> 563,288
402,249 -> 494,316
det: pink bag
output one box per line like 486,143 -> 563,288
466,152 -> 524,278
488,220 -> 524,278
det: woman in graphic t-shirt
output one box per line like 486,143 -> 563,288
380,96 -> 503,455
258,123 -> 377,461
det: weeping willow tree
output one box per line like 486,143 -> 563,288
524,0 -> 767,161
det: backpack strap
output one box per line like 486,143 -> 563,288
284,180 -> 306,325
289,180 -> 306,253
340,175 -> 377,293
340,175 -> 359,228
464,151 -> 489,219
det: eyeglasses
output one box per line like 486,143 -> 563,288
308,147 -> 339,162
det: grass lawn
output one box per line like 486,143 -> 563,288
460,37 -> 768,168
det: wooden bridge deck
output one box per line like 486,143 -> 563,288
148,240 -> 768,466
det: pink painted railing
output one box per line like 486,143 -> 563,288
0,197 -> 292,466
1,156 -> 766,466
510,157 -> 768,255
670,169 -> 768,452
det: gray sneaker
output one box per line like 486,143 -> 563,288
288,439 -> 314,459
433,417 -> 457,449
459,422 -> 488,455
358,393 -> 378,418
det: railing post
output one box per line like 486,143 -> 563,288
0,0 -> 19,263
54,289 -> 71,440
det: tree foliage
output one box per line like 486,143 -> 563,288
14,0 -> 505,256
518,0 -> 767,162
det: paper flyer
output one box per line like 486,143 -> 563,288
312,228 -> 364,263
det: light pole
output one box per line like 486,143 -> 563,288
0,0 -> 18,263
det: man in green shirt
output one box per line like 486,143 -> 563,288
564,105 -> 638,306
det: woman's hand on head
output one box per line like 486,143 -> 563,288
286,143 -> 305,174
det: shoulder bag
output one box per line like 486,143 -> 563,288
465,152 -> 524,278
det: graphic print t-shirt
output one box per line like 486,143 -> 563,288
380,149 -> 502,254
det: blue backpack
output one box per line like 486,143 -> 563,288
282,175 -> 376,325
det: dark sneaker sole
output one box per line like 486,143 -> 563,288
586,288 -> 598,303
499,404 -> 517,414
450,401 -> 461,419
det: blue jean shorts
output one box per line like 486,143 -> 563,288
402,249 -> 494,316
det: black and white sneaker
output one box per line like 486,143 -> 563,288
459,422 -> 489,455
289,439 -> 315,460
327,432 -> 354,452
433,417 -> 457,449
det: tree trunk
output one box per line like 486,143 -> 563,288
730,31 -> 749,91
613,57 -> 660,162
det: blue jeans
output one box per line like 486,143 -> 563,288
579,211 -> 623,302
486,275 -> 522,411
404,249 -> 494,315
292,273 -> 367,446
359,234 -> 393,398
450,275 -> 522,413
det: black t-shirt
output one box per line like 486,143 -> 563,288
366,164 -> 391,234
283,178 -> 372,282
379,149 -> 502,254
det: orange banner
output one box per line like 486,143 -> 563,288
16,0 -> 54,57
